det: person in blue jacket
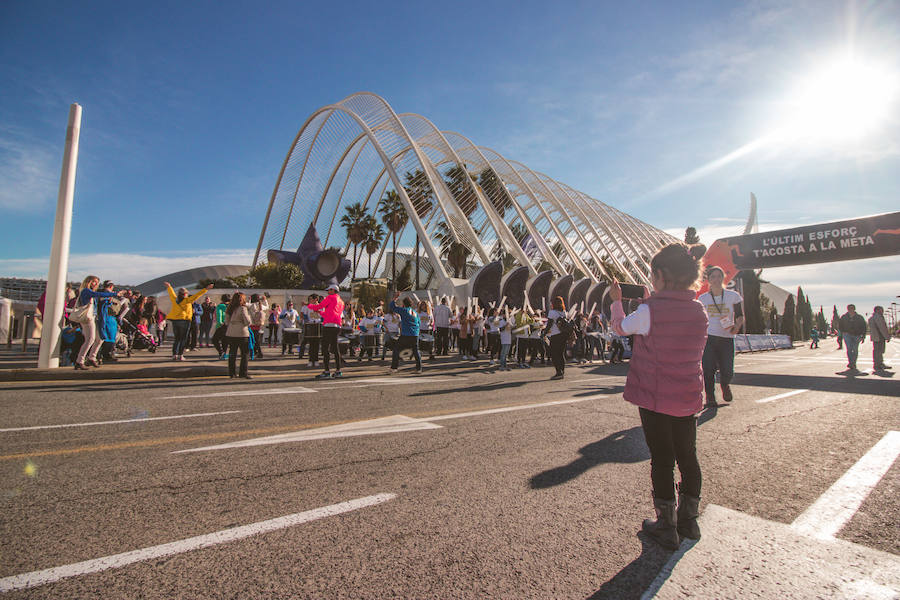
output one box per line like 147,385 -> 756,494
97,280 -> 121,363
389,292 -> 422,374
73,275 -> 123,369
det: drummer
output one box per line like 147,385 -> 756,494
381,304 -> 401,361
279,301 -> 300,356
417,300 -> 435,361
299,295 -> 322,369
357,307 -> 379,361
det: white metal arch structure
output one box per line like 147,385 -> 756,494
255,92 -> 674,288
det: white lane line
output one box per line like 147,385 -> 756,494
318,376 -> 460,388
0,411 -> 243,433
424,395 -> 602,422
163,386 -> 316,399
755,389 -> 809,404
792,431 -> 900,540
172,416 -> 442,454
0,493 -> 396,593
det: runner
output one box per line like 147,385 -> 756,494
307,285 -> 345,379
698,266 -> 744,405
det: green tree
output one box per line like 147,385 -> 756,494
684,227 -> 700,245
231,262 -> 304,289
797,286 -> 813,340
340,202 -> 369,280
363,217 -> 385,279
378,190 -> 408,288
831,305 -> 840,333
782,294 -> 798,341
599,254 -> 628,283
738,270 -> 765,334
444,165 -> 478,216
478,168 -> 511,218
816,306 -> 827,332
432,221 -> 471,278
395,260 -> 413,291
404,169 -> 434,289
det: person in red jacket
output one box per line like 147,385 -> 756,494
307,284 -> 345,379
610,243 -> 709,550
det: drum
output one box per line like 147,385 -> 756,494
304,322 -> 322,338
419,332 -> 434,354
363,334 -> 379,350
283,328 -> 300,345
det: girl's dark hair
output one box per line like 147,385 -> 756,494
650,243 -> 706,290
552,296 -> 565,311
221,294 -> 231,303
226,292 -> 246,318
250,293 -> 260,303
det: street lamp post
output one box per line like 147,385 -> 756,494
38,103 -> 81,369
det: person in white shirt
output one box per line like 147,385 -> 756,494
544,297 -> 568,379
418,300 -> 435,360
357,308 -> 379,361
433,297 -> 451,356
529,311 -> 546,365
698,266 -> 744,405
472,310 -> 485,358
497,310 -> 512,371
279,301 -> 300,355
381,308 -> 401,360
486,308 -> 502,365
449,308 -> 460,351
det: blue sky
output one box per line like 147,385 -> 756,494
2,0 -> 898,317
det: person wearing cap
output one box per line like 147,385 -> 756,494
307,284 -> 345,378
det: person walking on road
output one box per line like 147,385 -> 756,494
610,242 -> 709,550
212,294 -> 230,359
433,297 -> 451,356
839,304 -> 868,372
868,306 -> 892,372
698,266 -> 744,406
544,296 -> 569,380
199,296 -> 215,348
248,293 -> 269,359
225,292 -> 252,379
389,292 -> 422,374
809,327 -> 819,349
307,285 -> 345,379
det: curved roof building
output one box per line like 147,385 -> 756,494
254,92 -> 677,295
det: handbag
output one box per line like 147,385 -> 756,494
70,298 -> 94,324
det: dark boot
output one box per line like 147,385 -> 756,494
677,493 -> 701,540
642,498 -> 680,550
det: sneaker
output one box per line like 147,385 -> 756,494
414,368 -> 423,374
389,368 -> 399,374
523,363 -> 531,369
223,354 -> 229,359
489,359 -> 496,366
721,384 -> 733,402
316,371 -> 331,379
332,371 -> 343,378
240,374 -> 253,379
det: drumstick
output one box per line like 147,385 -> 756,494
589,302 -> 597,316
580,301 -> 585,314
472,296 -> 478,310
498,296 -> 507,311
412,293 -> 420,304
427,290 -> 434,305
541,297 -> 546,311
466,297 -> 471,314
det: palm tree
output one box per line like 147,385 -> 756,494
378,190 -> 408,287
478,168 -> 510,218
444,165 -> 478,217
340,202 -> 369,280
433,221 -> 471,278
404,169 -> 434,290
363,217 -> 385,279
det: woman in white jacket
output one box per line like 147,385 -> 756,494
225,293 -> 252,379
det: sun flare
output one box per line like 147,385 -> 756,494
779,54 -> 899,142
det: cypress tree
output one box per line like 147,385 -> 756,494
782,294 -> 797,341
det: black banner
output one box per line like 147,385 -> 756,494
705,211 -> 900,272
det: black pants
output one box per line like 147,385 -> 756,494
639,407 -> 701,500
488,332 -> 501,360
610,339 -> 625,362
268,323 -> 278,345
212,325 -> 228,355
549,333 -> 566,375
199,321 -> 213,346
188,321 -> 199,349
459,336 -> 472,356
322,326 -> 341,372
702,335 -> 735,398
227,336 -> 249,377
516,337 -> 529,363
392,335 -> 421,370
435,327 -> 450,355
171,319 -> 190,355
300,336 -> 320,362
873,340 -> 887,369
251,329 -> 264,358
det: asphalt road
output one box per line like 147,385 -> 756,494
1,343 -> 898,599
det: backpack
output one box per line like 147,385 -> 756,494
556,316 -> 574,337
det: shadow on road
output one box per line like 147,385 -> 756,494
733,371 -> 897,397
586,532 -> 676,599
529,426 -> 648,489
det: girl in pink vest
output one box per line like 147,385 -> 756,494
610,243 -> 708,550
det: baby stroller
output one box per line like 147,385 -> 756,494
120,319 -> 158,355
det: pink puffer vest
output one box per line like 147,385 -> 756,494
624,290 -> 708,417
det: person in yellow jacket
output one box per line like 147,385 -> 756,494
165,282 -> 213,361
513,309 -> 536,368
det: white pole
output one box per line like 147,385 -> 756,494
39,104 -> 82,369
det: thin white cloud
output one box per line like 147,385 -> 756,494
0,126 -> 58,212
0,249 -> 255,286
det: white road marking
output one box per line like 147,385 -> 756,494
791,430 -> 900,540
163,386 -> 316,399
755,389 -> 809,404
172,416 -> 442,454
0,411 -> 243,433
0,493 -> 396,593
318,376 -> 460,388
174,395 -> 605,454
426,396 -> 600,422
